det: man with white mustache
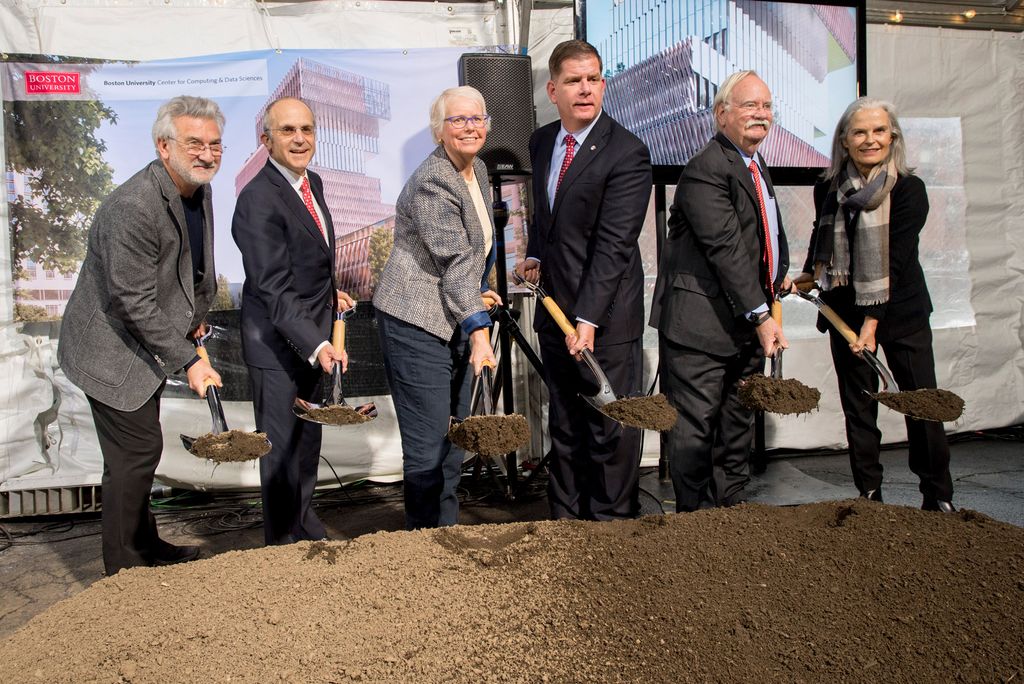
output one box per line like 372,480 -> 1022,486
650,70 -> 792,513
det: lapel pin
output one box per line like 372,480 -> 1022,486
590,145 -> 596,151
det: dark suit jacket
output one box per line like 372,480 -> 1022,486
58,160 -> 216,411
527,113 -> 652,345
650,132 -> 790,354
803,174 -> 932,343
232,161 -> 336,371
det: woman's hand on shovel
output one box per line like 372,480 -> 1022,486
851,316 -> 879,356
186,357 -> 221,398
469,327 -> 497,375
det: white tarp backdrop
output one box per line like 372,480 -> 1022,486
1,1 -> 1021,497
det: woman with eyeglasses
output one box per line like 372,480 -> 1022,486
372,85 -> 501,529
795,97 -> 954,513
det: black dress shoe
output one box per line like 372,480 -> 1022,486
152,542 -> 201,566
861,488 -> 883,502
922,499 -> 956,513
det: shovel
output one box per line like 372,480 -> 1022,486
180,339 -> 272,461
511,274 -> 616,412
739,298 -> 821,415
793,282 -> 963,422
447,327 -> 530,457
511,274 -> 678,431
293,309 -> 378,426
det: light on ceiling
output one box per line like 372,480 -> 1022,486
892,9 -> 904,21
963,8 -> 977,18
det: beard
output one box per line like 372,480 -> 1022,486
167,149 -> 219,188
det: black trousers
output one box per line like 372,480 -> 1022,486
88,384 -> 166,575
828,323 -> 953,502
250,365 -> 326,545
660,336 -> 764,512
539,332 -> 642,521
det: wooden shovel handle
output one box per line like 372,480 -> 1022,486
540,296 -> 578,338
796,281 -> 858,345
194,345 -> 218,391
771,300 -> 782,325
332,318 -> 345,355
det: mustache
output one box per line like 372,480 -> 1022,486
746,120 -> 770,129
192,160 -> 217,169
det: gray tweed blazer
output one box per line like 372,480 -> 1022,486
58,160 -> 216,411
373,146 -> 492,341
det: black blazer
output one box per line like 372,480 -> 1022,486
803,173 -> 932,342
650,132 -> 790,354
232,160 -> 337,371
527,112 -> 652,345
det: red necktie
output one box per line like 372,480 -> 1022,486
300,176 -> 326,239
748,160 -> 774,298
556,134 -> 576,192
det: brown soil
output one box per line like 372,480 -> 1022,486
2,500 -> 1021,683
189,430 -> 271,462
603,393 -> 678,431
447,414 -> 530,456
739,374 -> 821,415
307,404 -> 373,425
873,388 -> 965,422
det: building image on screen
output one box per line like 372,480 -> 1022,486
584,0 -> 859,169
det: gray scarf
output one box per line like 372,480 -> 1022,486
814,158 -> 897,306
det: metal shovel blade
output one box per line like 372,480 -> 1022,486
294,310 -> 377,426
792,286 -> 898,392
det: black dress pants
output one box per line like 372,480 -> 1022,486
88,384 -> 166,575
661,336 -> 764,512
250,365 -> 326,545
539,332 -> 642,521
828,323 -> 953,502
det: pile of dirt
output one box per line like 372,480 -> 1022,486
602,393 -> 678,431
448,414 -> 530,456
306,404 -> 373,425
739,374 -> 821,415
873,388 -> 965,422
189,430 -> 270,462
2,500 -> 1021,682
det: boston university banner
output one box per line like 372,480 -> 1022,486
1,46 -> 531,494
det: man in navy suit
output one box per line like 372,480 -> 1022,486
232,97 -> 353,545
515,40 -> 652,521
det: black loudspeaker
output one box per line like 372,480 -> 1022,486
458,53 -> 535,176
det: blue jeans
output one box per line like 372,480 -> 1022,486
376,309 -> 472,529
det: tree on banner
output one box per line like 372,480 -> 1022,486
4,56 -> 117,283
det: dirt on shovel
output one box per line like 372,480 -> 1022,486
448,414 -> 530,457
602,393 -> 678,431
305,404 -> 372,425
739,374 -> 821,415
873,388 -> 964,422
190,430 -> 271,462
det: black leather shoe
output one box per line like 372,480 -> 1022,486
152,542 -> 201,566
861,488 -> 883,502
922,499 -> 956,513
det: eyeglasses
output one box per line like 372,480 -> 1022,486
444,115 -> 491,129
270,125 -> 316,137
169,138 -> 225,156
732,101 -> 773,113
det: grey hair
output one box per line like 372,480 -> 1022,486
261,97 -> 317,134
151,96 -> 225,148
824,97 -> 913,180
712,70 -> 761,130
429,86 -> 490,142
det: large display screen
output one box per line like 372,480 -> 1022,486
580,0 -> 866,184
